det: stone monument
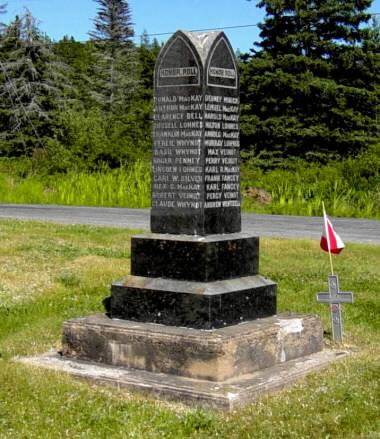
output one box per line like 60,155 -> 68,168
29,31 -> 346,410
103,30 -> 277,329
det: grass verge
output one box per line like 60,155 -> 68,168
0,160 -> 151,209
0,219 -> 379,438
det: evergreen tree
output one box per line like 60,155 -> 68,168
138,30 -> 160,99
82,0 -> 153,168
89,0 -> 138,113
241,0 -> 379,160
0,3 -> 7,152
368,16 -> 380,48
131,32 -> 161,161
90,0 -> 134,43
0,10 -> 70,156
54,37 -> 98,109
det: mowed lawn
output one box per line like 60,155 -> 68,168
0,219 -> 378,438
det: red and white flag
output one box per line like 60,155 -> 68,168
320,208 -> 345,254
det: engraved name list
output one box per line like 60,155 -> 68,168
153,93 -> 240,210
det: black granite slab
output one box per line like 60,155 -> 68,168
131,233 -> 259,282
106,275 -> 276,329
151,30 -> 241,235
150,208 -> 241,236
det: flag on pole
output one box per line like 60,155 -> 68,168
320,208 -> 345,254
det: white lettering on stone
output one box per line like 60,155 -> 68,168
174,148 -> 201,155
222,175 -> 239,182
209,67 -> 236,79
221,158 -> 238,165
205,139 -> 223,147
222,183 -> 239,190
224,192 -> 239,199
160,67 -> 198,78
206,193 -> 222,200
176,201 -> 201,209
181,175 -> 202,182
204,201 -> 222,208
205,175 -> 221,182
222,200 -> 240,207
223,96 -> 239,104
205,157 -> 220,165
178,192 -> 201,200
205,131 -> 222,138
205,113 -> 222,120
206,183 -> 220,191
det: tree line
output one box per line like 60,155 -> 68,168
0,0 -> 378,174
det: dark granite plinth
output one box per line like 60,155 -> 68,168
131,233 -> 259,282
61,313 -> 323,382
106,275 -> 276,329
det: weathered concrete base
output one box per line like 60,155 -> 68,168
16,313 -> 344,410
62,313 -> 323,381
17,349 -> 348,411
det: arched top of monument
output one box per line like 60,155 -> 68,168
155,30 -> 203,88
181,31 -> 222,65
204,32 -> 238,90
155,30 -> 238,90
156,30 -> 237,69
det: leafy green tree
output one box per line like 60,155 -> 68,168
241,0 -> 379,161
42,27 -> 157,173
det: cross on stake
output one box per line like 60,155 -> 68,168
317,275 -> 354,342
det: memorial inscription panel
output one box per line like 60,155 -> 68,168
151,31 -> 241,235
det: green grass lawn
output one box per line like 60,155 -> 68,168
0,219 -> 379,438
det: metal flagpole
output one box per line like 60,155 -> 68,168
322,201 -> 334,275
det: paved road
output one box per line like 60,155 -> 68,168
0,204 -> 379,244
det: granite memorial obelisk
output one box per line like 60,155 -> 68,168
151,30 -> 241,235
105,30 -> 276,328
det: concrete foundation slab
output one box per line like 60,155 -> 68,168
62,313 -> 323,381
17,349 -> 348,411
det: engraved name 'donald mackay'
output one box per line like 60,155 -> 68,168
151,30 -> 241,235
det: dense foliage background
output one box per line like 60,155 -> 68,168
242,0 -> 378,161
0,0 -> 379,217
